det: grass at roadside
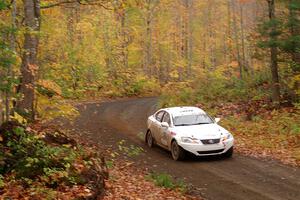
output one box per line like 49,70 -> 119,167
145,172 -> 187,193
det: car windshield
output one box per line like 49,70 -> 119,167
173,114 -> 214,126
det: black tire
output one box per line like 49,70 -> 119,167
146,130 -> 155,148
223,146 -> 233,158
171,140 -> 186,161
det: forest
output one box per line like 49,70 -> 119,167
0,0 -> 300,199
1,0 -> 300,119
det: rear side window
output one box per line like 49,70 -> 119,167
155,111 -> 165,122
162,113 -> 171,125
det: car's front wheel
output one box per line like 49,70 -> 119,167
171,140 -> 185,161
146,130 -> 155,148
223,146 -> 233,158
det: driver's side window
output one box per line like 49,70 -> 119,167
155,111 -> 165,122
162,113 -> 171,126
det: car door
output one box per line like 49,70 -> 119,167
159,112 -> 171,147
152,111 -> 165,142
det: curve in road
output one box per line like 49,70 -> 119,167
73,97 -> 300,200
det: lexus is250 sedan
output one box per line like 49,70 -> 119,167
145,106 -> 234,161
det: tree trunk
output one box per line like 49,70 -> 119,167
185,0 -> 193,77
17,0 -> 40,120
5,0 -> 17,121
289,0 -> 300,68
119,9 -> 128,70
0,92 -> 3,124
207,0 -> 216,69
144,2 -> 153,77
240,3 -> 248,73
267,0 -> 280,104
227,0 -> 232,63
231,0 -> 242,79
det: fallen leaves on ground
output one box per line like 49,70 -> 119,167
205,101 -> 300,167
102,161 -> 202,200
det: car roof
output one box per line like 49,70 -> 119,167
161,106 -> 206,117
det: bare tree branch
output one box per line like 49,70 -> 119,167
40,0 -> 112,10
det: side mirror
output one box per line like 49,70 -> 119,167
161,122 -> 169,128
215,118 -> 221,123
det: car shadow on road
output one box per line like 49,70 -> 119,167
184,152 -> 231,163
149,145 -> 233,163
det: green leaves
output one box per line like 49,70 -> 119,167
145,172 -> 187,192
289,0 -> 300,10
0,175 -> 4,188
0,0 -> 8,10
0,123 -> 89,187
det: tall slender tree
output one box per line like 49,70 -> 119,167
267,0 -> 280,104
5,0 -> 17,120
288,0 -> 300,68
17,0 -> 41,119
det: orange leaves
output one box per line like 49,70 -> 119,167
238,0 -> 253,4
28,63 -> 39,76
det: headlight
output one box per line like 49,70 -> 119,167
181,137 -> 199,144
222,133 -> 232,141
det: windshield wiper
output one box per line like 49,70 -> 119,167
175,124 -> 192,126
175,122 -> 212,126
192,122 -> 211,125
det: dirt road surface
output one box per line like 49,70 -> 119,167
71,97 -> 300,200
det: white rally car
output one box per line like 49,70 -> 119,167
145,106 -> 234,160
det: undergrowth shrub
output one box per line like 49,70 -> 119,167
0,122 -> 106,189
124,76 -> 161,96
160,70 -> 272,107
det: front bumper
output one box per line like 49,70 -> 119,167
178,138 -> 234,156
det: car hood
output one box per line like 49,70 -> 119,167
172,124 -> 227,139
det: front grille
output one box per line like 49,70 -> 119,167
201,138 -> 220,144
197,149 -> 224,155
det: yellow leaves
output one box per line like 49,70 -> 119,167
38,79 -> 62,96
36,93 -> 79,122
11,111 -> 27,125
170,70 -> 179,79
76,21 -> 93,33
287,74 -> 300,95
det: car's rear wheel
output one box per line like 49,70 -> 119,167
171,140 -> 185,161
223,146 -> 233,158
146,130 -> 154,148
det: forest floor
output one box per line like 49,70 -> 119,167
102,159 -> 201,200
